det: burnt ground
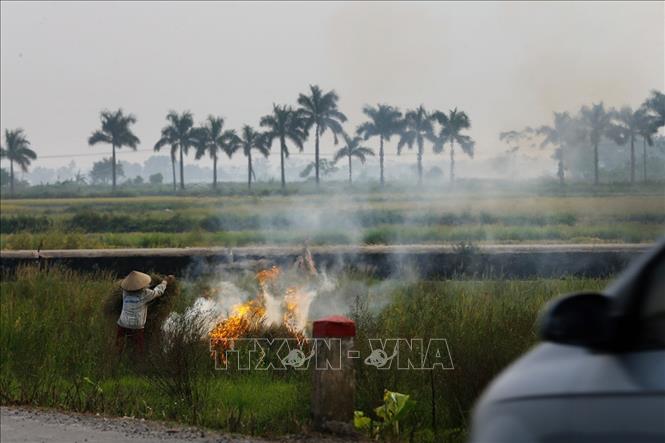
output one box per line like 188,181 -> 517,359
0,406 -> 359,443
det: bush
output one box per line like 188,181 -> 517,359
0,215 -> 52,234
67,212 -> 196,233
149,173 -> 164,185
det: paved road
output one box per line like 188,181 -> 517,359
0,407 -> 349,443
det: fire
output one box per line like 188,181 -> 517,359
209,265 -> 311,361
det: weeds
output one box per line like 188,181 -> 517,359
0,265 -> 612,439
1,193 -> 662,249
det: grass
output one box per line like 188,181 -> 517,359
0,266 -> 308,435
1,190 -> 663,249
0,265 -> 610,440
1,222 -> 661,250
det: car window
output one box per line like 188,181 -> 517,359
639,259 -> 665,348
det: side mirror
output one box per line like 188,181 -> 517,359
538,292 -> 614,349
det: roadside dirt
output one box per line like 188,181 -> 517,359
0,406 -> 357,443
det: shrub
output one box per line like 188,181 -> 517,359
149,173 -> 164,185
0,215 -> 52,234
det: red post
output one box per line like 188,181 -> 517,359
311,315 -> 356,433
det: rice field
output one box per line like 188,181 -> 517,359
1,190 -> 663,249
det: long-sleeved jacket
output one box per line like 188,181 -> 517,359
117,280 -> 167,329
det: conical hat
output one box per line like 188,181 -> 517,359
121,271 -> 151,291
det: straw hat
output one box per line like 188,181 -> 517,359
121,271 -> 151,291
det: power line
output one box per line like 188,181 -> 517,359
38,148 -> 155,159
37,149 -> 424,160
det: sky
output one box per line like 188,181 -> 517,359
1,1 -> 663,172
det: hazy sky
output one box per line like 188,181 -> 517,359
1,1 -> 663,170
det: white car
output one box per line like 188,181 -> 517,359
470,239 -> 665,443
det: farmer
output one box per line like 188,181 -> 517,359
116,270 -> 174,354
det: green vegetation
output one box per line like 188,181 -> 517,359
1,191 -> 662,249
0,265 -> 609,440
87,109 -> 140,191
0,129 -> 37,196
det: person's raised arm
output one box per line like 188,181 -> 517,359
143,275 -> 174,303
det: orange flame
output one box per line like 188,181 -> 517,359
209,266 -> 308,361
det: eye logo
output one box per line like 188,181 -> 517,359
364,349 -> 398,368
281,348 -> 315,368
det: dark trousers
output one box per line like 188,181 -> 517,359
116,325 -> 145,354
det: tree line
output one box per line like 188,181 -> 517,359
501,91 -> 665,185
1,87 -> 663,194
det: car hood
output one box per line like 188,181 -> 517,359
475,343 -> 665,406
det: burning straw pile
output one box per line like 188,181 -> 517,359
209,249 -> 321,364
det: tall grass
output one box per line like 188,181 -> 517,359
0,266 -> 308,435
3,222 -> 660,250
349,277 -> 608,442
1,265 -> 610,440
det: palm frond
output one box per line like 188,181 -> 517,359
88,130 -> 112,146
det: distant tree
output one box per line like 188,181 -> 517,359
238,126 -> 269,190
297,85 -> 347,186
299,159 -> 338,180
0,168 -> 9,187
609,106 -> 648,184
356,104 -> 403,186
90,157 -> 124,185
640,91 -> 664,182
430,108 -> 475,184
154,138 -> 178,192
579,103 -> 612,185
74,170 -> 88,185
149,172 -> 164,185
635,107 -> 659,182
397,106 -> 434,185
534,112 -> 583,185
133,175 -> 144,185
155,111 -> 199,191
1,129 -> 37,195
333,133 -> 375,184
193,116 -> 239,189
498,130 -> 529,151
644,90 -> 665,128
260,105 -> 307,190
88,109 -> 139,191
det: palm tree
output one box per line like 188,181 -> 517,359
297,85 -> 347,186
155,111 -> 199,190
579,103 -> 612,185
194,116 -> 239,189
260,105 -> 307,190
238,125 -> 269,190
1,129 -> 37,195
635,108 -> 658,182
535,112 -> 580,186
154,135 -> 178,192
333,133 -> 375,184
610,106 -> 646,184
88,109 -> 140,191
397,106 -> 433,185
644,90 -> 665,128
430,108 -> 475,183
356,104 -> 403,185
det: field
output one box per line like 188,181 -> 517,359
0,183 -> 661,441
0,265 -> 610,441
1,183 -> 663,250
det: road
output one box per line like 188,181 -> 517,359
0,407 -> 350,443
0,243 -> 651,278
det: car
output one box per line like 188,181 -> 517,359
469,238 -> 665,443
